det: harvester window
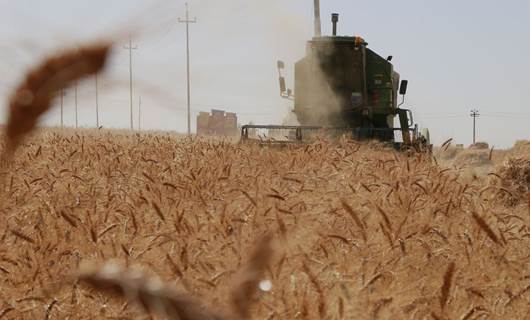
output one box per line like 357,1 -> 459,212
351,92 -> 362,107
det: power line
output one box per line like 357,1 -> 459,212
124,35 -> 138,130
417,115 -> 462,119
470,109 -> 480,144
415,112 -> 462,116
482,112 -> 530,115
480,113 -> 530,119
178,2 -> 197,136
415,111 -> 530,120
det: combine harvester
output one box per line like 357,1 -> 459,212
241,0 -> 430,150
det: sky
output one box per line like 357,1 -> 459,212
0,0 -> 529,147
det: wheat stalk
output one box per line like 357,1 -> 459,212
440,262 -> 456,310
4,43 -> 111,155
77,262 -> 225,320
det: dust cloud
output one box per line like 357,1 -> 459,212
0,0 -> 325,131
177,0 -> 313,127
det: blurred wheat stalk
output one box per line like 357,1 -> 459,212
2,42 -> 111,158
77,234 -> 272,320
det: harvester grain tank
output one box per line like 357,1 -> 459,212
242,0 -> 429,149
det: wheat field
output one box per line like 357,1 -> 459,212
0,128 -> 527,319
1,23 -> 528,320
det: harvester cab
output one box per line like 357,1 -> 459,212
242,1 -> 430,150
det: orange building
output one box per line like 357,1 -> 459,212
197,112 -> 210,135
196,109 -> 238,136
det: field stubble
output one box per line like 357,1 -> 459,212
0,129 -> 528,319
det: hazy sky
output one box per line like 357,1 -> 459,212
1,0 -> 529,147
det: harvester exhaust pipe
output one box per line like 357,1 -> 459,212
314,0 -> 322,37
332,13 -> 339,36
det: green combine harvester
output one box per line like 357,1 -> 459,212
241,0 -> 430,150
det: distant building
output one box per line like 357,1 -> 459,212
196,109 -> 238,136
197,112 -> 210,135
225,112 -> 238,136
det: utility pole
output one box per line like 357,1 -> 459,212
60,89 -> 66,128
470,109 -> 480,144
124,35 -> 138,130
75,82 -> 78,128
179,3 -> 197,136
138,96 -> 142,131
95,73 -> 100,128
